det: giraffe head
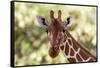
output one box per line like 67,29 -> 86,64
37,10 -> 73,58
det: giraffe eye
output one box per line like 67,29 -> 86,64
46,29 -> 48,33
63,29 -> 65,32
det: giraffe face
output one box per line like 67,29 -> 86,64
47,10 -> 64,58
37,10 -> 72,58
47,18 -> 64,58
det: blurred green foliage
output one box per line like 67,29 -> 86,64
14,2 -> 97,66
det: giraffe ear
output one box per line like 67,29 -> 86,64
36,16 -> 48,29
64,16 -> 73,30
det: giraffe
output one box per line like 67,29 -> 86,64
36,10 -> 96,63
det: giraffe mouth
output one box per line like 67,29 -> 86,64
49,46 -> 60,58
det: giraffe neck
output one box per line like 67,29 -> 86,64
60,30 -> 96,63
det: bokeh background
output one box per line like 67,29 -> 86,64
14,2 -> 97,66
